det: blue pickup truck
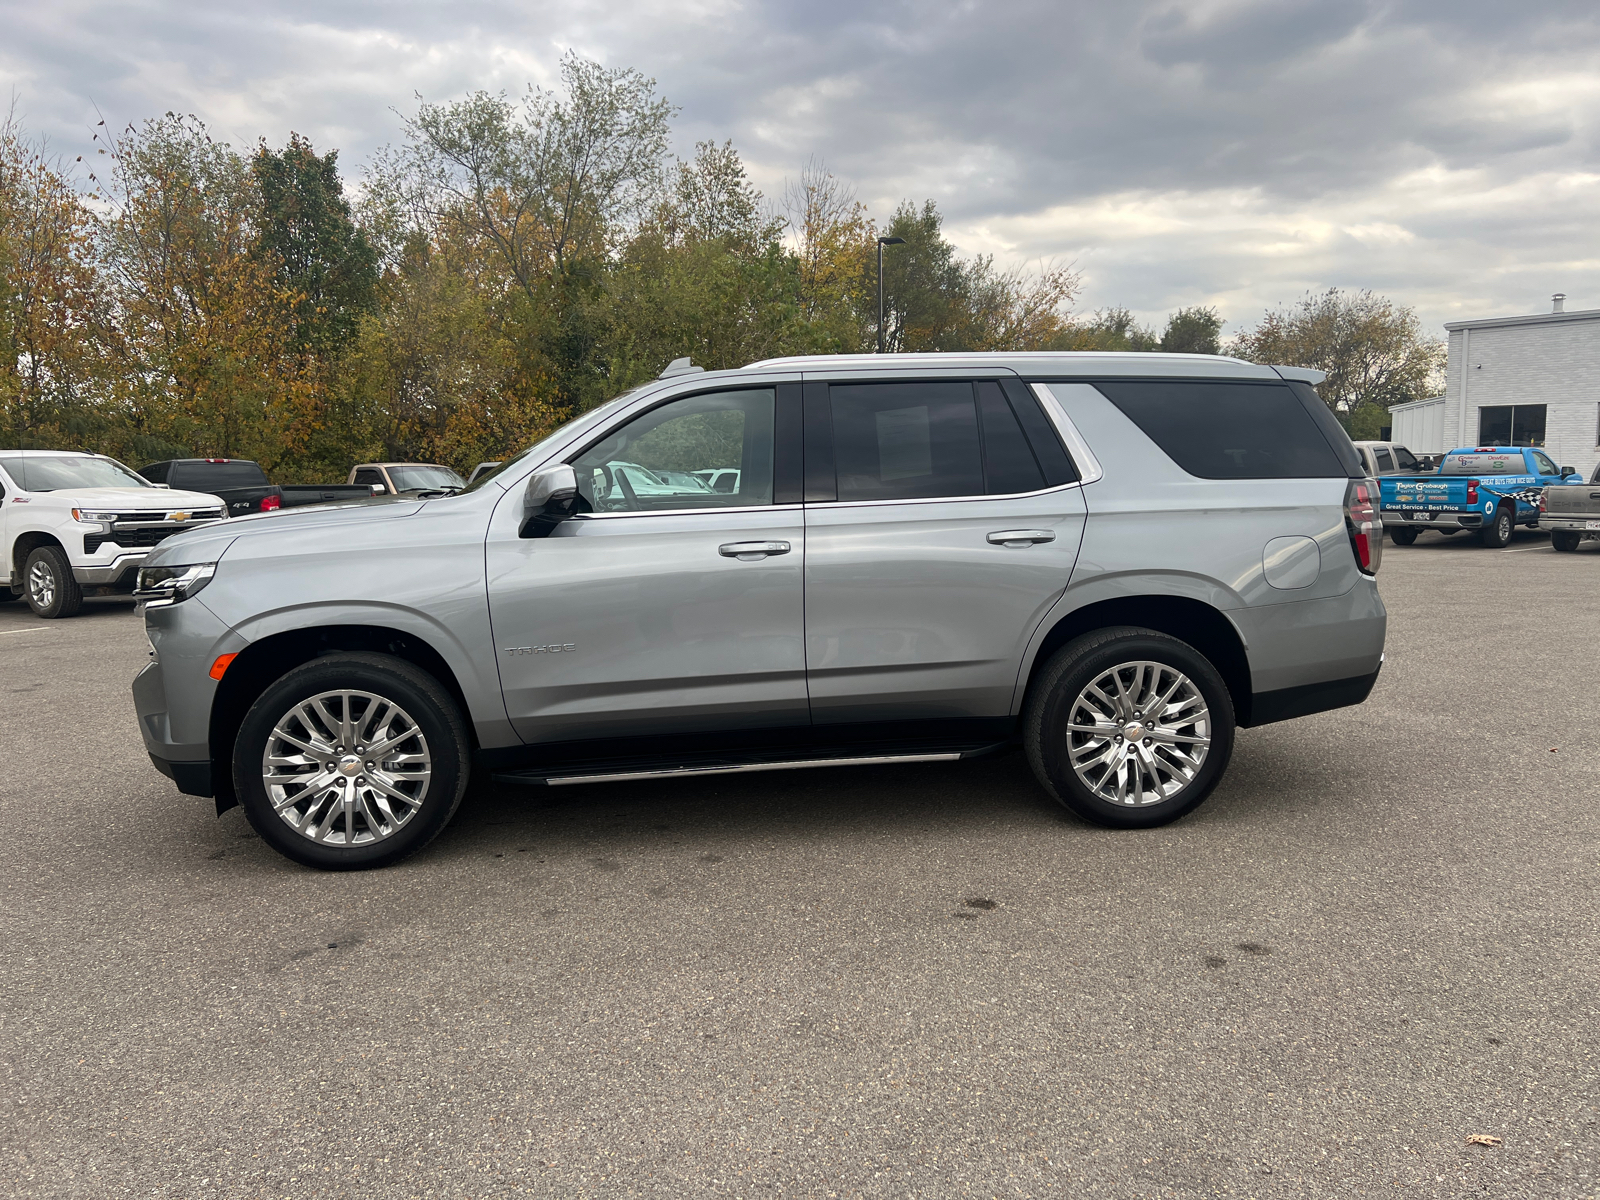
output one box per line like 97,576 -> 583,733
1379,446 -> 1584,547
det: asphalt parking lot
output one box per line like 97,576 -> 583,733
4,528 -> 1599,1199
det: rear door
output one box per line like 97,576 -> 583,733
800,375 -> 1086,725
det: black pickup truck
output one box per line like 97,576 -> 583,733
138,459 -> 378,515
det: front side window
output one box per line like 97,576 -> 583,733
0,454 -> 150,491
353,468 -> 385,487
829,382 -> 984,502
572,388 -> 775,513
1394,446 -> 1421,471
1531,450 -> 1559,476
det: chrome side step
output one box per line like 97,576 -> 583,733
499,751 -> 966,789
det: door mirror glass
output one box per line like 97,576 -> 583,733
571,389 -> 775,513
1559,465 -> 1575,477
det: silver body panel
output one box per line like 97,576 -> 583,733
130,352 -> 1386,781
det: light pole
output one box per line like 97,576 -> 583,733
876,236 -> 905,354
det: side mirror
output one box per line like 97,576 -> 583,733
1559,466 -> 1575,477
520,464 -> 586,538
369,484 -> 387,495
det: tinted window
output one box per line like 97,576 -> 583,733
1394,446 -> 1421,471
353,468 -> 385,487
1478,404 -> 1546,447
1374,448 -> 1395,473
829,382 -> 983,501
139,461 -> 169,484
171,461 -> 268,491
976,382 -> 1046,494
0,455 -> 150,491
1094,381 -> 1346,479
573,388 -> 775,512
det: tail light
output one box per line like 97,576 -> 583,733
1466,479 -> 1479,504
1345,478 -> 1382,576
1538,491 -> 1546,513
259,494 -> 282,513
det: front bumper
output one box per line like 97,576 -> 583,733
132,597 -> 240,799
74,552 -> 148,586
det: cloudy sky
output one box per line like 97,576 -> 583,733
4,0 -> 1598,339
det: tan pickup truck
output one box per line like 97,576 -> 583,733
1539,462 -> 1600,551
348,462 -> 466,496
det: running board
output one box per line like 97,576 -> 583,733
494,749 -> 974,789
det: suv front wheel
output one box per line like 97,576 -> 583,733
234,652 -> 472,870
1024,627 -> 1236,829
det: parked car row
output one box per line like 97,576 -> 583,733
1,451 -> 468,617
1354,440 -> 1593,550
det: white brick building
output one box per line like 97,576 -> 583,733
1388,296 -> 1600,476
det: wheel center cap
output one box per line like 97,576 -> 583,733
1123,723 -> 1147,743
337,755 -> 361,777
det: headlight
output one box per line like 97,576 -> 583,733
134,562 -> 216,608
72,509 -> 118,523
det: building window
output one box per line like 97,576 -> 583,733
1477,404 -> 1546,447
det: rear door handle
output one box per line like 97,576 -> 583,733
719,540 -> 791,560
987,529 -> 1055,547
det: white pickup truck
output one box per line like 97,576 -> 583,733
0,450 -> 228,618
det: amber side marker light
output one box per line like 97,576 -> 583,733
209,653 -> 238,680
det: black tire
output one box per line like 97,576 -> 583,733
233,652 -> 472,870
1388,527 -> 1419,545
1024,626 -> 1236,830
23,545 -> 83,618
1439,529 -> 1458,536
1479,505 -> 1513,548
0,587 -> 19,603
1552,530 -> 1581,552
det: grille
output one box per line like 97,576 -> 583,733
83,509 -> 225,555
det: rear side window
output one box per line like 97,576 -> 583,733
172,461 -> 268,490
975,382 -> 1046,494
1374,448 -> 1395,473
829,382 -> 985,501
140,461 -> 170,484
1095,381 -> 1348,479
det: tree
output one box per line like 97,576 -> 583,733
91,113 -> 312,468
0,111 -> 103,448
782,161 -> 875,353
1159,305 -> 1223,354
1052,307 -> 1160,352
1232,289 -> 1443,429
253,133 -> 378,355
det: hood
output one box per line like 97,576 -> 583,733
33,486 -> 225,509
144,498 -> 425,567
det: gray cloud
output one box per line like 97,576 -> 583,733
3,0 -> 1598,336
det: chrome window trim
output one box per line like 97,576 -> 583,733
1029,382 -> 1106,485
568,503 -> 803,522
803,480 -> 1083,512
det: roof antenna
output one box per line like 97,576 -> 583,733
659,356 -> 705,379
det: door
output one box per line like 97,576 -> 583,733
487,385 -> 808,744
801,377 -> 1087,725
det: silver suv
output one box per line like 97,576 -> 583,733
132,352 -> 1387,870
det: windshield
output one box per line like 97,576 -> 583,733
0,454 -> 150,491
387,465 -> 466,491
460,386 -> 653,494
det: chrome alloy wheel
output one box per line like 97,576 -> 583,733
1065,660 -> 1211,806
261,689 -> 432,846
28,560 -> 56,609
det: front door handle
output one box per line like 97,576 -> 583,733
987,529 -> 1055,547
719,540 -> 791,560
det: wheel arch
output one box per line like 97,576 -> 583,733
1018,595 -> 1254,727
11,530 -> 66,581
208,624 -> 477,815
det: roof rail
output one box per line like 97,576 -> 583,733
659,356 -> 705,380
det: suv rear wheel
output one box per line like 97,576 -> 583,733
1025,627 -> 1235,829
233,652 -> 471,870
24,545 -> 83,618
